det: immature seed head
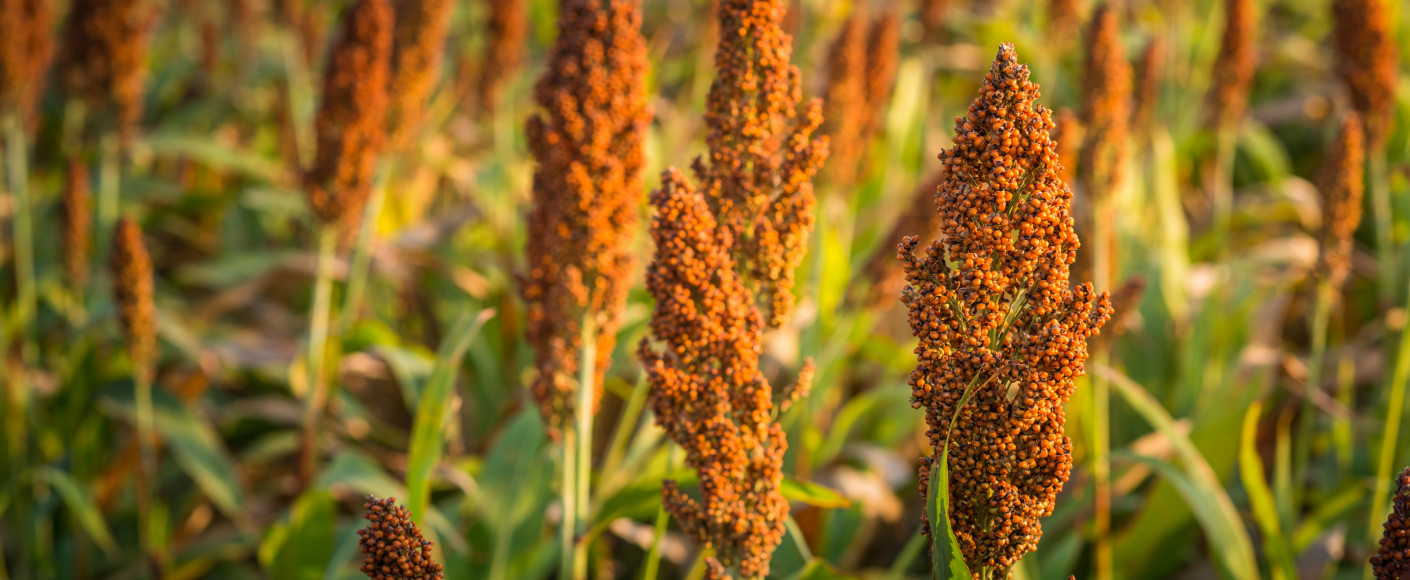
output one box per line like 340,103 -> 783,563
0,0 -> 53,125
386,0 -> 453,150
1205,0 -> 1256,132
1316,112 -> 1366,291
58,0 -> 150,141
478,0 -> 529,113
902,43 -> 1112,572
357,495 -> 445,580
303,0 -> 393,227
111,218 -> 157,384
62,159 -> 93,289
523,0 -> 649,440
1332,0 -> 1398,152
1371,467 -> 1410,580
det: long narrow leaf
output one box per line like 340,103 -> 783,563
927,448 -> 972,580
1238,403 -> 1297,580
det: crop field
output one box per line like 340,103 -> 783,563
0,0 -> 1408,578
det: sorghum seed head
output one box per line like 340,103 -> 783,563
823,7 -> 899,187
1331,0 -> 1398,152
919,0 -> 950,43
1205,0 -> 1256,132
1132,36 -> 1166,142
0,0 -> 52,125
386,0 -> 454,151
63,158 -> 93,289
111,218 -> 157,384
1078,2 -> 1131,202
358,495 -> 445,580
902,43 -> 1113,572
523,0 -> 649,440
58,0 -> 150,141
1047,0 -> 1081,48
478,0 -> 529,113
1371,467 -> 1410,579
303,0 -> 393,227
1316,112 -> 1366,291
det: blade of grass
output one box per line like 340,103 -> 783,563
298,227 -> 338,488
1238,402 -> 1297,580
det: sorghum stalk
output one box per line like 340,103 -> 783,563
358,496 -> 445,579
110,218 -> 159,574
901,43 -> 1112,577
638,0 -> 827,575
299,0 -> 392,485
1296,114 -> 1364,486
522,2 -> 649,576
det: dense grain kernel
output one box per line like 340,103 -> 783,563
1316,113 -> 1366,291
0,0 -> 52,125
638,0 -> 825,574
901,44 -> 1112,575
856,172 -> 946,308
57,0 -> 150,140
523,0 -> 649,440
479,0 -> 529,112
1205,0 -> 1256,132
1132,36 -> 1166,141
1371,467 -> 1410,579
357,496 -> 445,580
111,218 -> 157,384
62,159 -> 93,289
1331,0 -> 1398,152
303,0 -> 392,227
386,0 -> 453,150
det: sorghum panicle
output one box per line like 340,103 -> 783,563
387,0 -> 454,150
479,0 -> 529,112
691,0 -> 829,329
1331,0 -> 1398,152
1078,3 -> 1131,202
1371,467 -> 1410,579
639,0 -> 825,574
357,496 -> 445,580
857,172 -> 946,308
919,0 -> 950,43
1205,0 -> 1256,132
523,0 -> 649,439
58,0 -> 150,140
0,0 -> 52,125
1316,112 -> 1366,291
63,158 -> 93,288
303,0 -> 392,227
1052,108 -> 1080,188
821,12 -> 869,186
1047,0 -> 1081,48
900,43 -> 1112,573
862,10 -> 900,155
1132,36 -> 1166,141
111,218 -> 157,384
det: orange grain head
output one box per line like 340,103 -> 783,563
1316,112 -> 1366,291
0,0 -> 53,125
1205,0 -> 1256,132
58,0 -> 149,141
357,495 -> 445,580
1332,0 -> 1398,152
478,0 -> 529,113
1371,467 -> 1410,580
62,158 -> 93,288
111,218 -> 157,384
387,0 -> 454,150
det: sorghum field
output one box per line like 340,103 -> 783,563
1,0 -> 1409,578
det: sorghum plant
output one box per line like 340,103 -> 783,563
638,0 -> 827,575
900,43 -> 1112,576
58,0 -> 150,141
1132,36 -> 1166,142
1078,3 -> 1130,215
358,496 -> 445,580
1371,467 -> 1410,579
479,0 -> 528,112
62,158 -> 93,289
524,0 -> 649,440
0,0 -> 52,127
1331,0 -> 1397,153
821,8 -> 897,187
112,218 -> 157,383
1047,0 -> 1080,48
1205,0 -> 1255,133
386,0 -> 453,150
1316,113 -> 1365,293
1052,108 -> 1079,188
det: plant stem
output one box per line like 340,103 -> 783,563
339,165 -> 393,333
4,114 -> 35,368
1368,288 -> 1410,575
599,373 -> 648,497
298,227 -> 338,487
133,372 -> 157,578
558,426 -> 577,580
1368,153 -> 1395,308
1294,280 -> 1334,497
1090,185 -> 1115,580
572,320 -> 597,579
96,132 -> 120,269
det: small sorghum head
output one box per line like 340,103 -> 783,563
1078,2 -> 1131,201
58,0 -> 150,140
1132,36 -> 1166,141
821,10 -> 869,186
111,218 -> 157,384
1331,0 -> 1398,152
1316,112 -> 1366,291
303,0 -> 393,228
386,0 -> 453,150
62,158 -> 93,288
1371,467 -> 1410,579
357,495 -> 444,580
1205,0 -> 1256,132
478,0 -> 529,113
0,0 -> 53,125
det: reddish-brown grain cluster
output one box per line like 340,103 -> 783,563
1371,467 -> 1410,579
304,0 -> 392,227
821,8 -> 898,186
639,0 -> 826,575
857,172 -> 946,308
1132,36 -> 1166,141
1078,3 -> 1130,203
479,0 -> 529,112
62,159 -> 93,288
523,0 -> 649,440
58,0 -> 149,140
900,44 -> 1112,573
1206,0 -> 1256,132
0,0 -> 52,125
111,218 -> 157,384
1316,113 -> 1366,291
357,496 -> 445,580
386,0 -> 453,150
1331,0 -> 1399,152
1052,108 -> 1080,188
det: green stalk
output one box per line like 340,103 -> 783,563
1210,128 -> 1237,254
339,165 -> 393,333
640,502 -> 670,580
572,320 -> 597,579
95,133 -> 120,267
1368,153 -> 1395,308
1293,280 -> 1334,497
558,427 -> 577,580
598,373 -> 648,497
133,373 -> 157,578
1090,190 -> 1115,580
4,113 -> 35,367
298,227 -> 338,486
1368,288 -> 1410,577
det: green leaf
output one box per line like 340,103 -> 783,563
140,133 -> 291,183
265,490 -> 336,580
32,467 -> 119,557
406,309 -> 494,522
784,558 -> 860,580
781,476 -> 851,509
927,449 -> 972,580
1238,403 -> 1297,580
